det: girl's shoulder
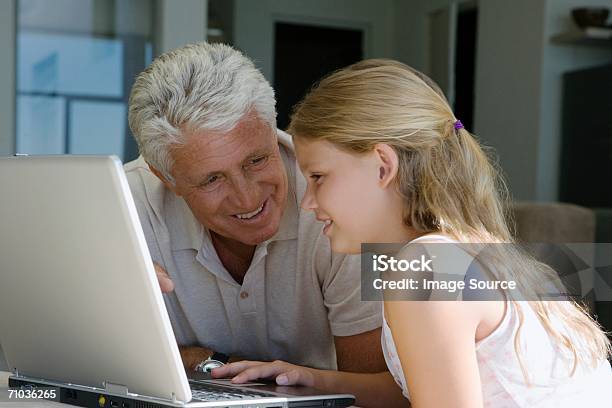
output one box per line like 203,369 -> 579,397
392,232 -> 507,341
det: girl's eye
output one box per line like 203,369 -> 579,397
310,174 -> 323,183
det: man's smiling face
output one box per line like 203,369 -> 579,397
165,113 -> 288,246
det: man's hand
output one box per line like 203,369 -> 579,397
212,360 -> 315,387
154,262 -> 175,293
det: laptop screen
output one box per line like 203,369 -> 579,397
0,156 -> 191,403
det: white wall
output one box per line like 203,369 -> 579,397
473,0 -> 548,201
233,0 -> 395,82
155,0 -> 208,55
116,0 -> 154,37
0,0 -> 16,156
19,0 -> 98,33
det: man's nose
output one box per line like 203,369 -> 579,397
231,175 -> 260,209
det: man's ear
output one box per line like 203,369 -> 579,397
373,144 -> 399,188
148,163 -> 181,196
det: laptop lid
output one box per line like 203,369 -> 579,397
0,155 -> 192,403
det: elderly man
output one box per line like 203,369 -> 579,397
124,42 -> 384,374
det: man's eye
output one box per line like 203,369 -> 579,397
203,175 -> 220,186
310,174 -> 323,183
249,156 -> 268,166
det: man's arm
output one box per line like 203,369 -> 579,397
190,329 -> 386,377
127,172 -> 227,372
154,264 -> 242,370
214,361 -> 409,408
179,346 -> 214,371
334,327 -> 387,373
179,346 -> 243,371
314,242 -> 385,372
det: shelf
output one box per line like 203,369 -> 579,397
551,30 -> 612,48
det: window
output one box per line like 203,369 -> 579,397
16,0 -> 154,161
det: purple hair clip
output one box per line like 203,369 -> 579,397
454,120 -> 464,130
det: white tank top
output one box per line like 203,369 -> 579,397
381,234 -> 612,407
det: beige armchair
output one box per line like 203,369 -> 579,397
509,201 -> 600,317
511,202 -> 595,243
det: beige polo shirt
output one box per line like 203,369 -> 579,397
124,130 -> 381,370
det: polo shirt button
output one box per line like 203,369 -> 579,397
240,291 -> 249,299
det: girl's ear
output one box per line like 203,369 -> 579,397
373,144 -> 399,188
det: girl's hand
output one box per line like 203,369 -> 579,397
211,360 -> 316,387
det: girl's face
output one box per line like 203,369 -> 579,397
295,137 -> 405,254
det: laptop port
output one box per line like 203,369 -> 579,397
110,400 -> 119,407
122,402 -> 130,408
65,389 -> 77,400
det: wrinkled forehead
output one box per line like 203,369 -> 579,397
172,116 -> 278,177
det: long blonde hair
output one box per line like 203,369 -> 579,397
288,59 -> 610,379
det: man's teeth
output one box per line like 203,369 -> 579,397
325,220 -> 332,225
235,203 -> 264,219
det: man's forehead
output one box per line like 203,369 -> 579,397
188,117 -> 274,147
191,128 -> 271,153
173,121 -> 276,173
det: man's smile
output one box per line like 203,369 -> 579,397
229,197 -> 271,224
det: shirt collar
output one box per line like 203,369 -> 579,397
167,195 -> 205,251
268,129 -> 298,242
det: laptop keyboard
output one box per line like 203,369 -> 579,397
189,382 -> 272,402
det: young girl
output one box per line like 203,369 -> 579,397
212,59 -> 612,407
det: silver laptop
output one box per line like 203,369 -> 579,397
0,155 -> 355,408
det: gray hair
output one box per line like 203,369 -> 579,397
128,42 -> 276,180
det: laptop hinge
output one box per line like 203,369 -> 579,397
103,381 -> 129,396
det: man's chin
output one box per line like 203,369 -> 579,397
244,224 -> 279,245
239,203 -> 284,245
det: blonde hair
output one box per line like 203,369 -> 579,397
288,59 -> 610,379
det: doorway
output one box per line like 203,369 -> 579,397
454,4 -> 478,132
274,22 -> 363,130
